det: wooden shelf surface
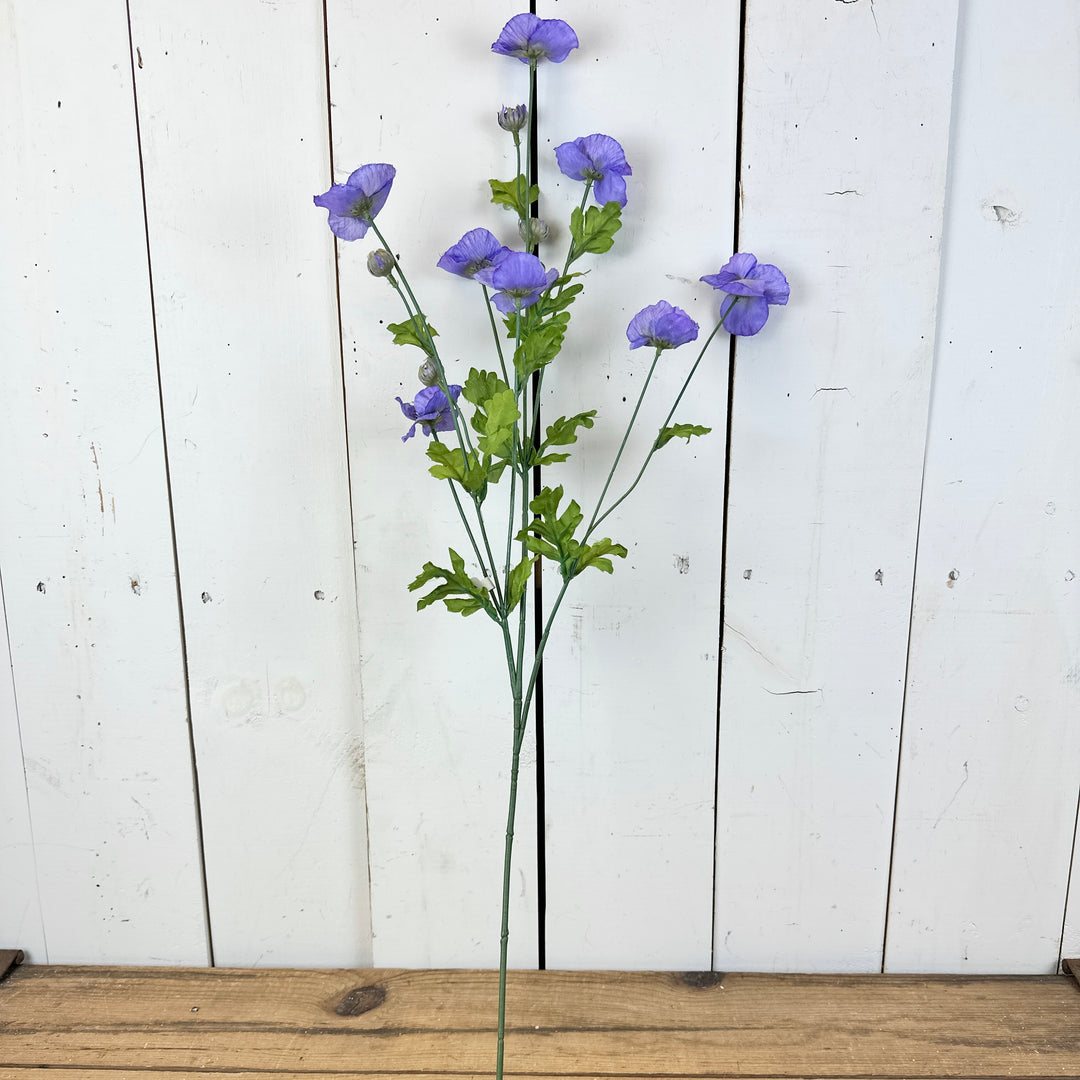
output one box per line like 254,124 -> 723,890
1,965 -> 1078,1079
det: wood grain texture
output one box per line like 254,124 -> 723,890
0,0 -> 207,965
534,0 -> 739,972
716,0 -> 960,971
129,0 -> 371,966
886,0 -> 1080,974
1,966 -> 1078,1076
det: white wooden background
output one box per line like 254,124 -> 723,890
2,0 -> 1078,974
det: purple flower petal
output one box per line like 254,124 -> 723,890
626,301 -> 699,351
492,13 -> 579,64
720,296 -> 770,337
489,251 -> 558,313
437,228 -> 511,285
314,163 -> 396,241
396,385 -> 462,442
700,252 -> 790,336
554,134 -> 632,207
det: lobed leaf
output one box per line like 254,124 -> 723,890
489,176 -> 539,218
387,318 -> 438,354
655,423 -> 713,450
569,201 -> 622,257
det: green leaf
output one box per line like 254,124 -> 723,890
386,318 -> 438,354
569,201 -> 622,257
513,317 -> 568,379
655,423 -> 713,450
544,411 -> 596,447
489,176 -> 539,217
408,549 -> 492,618
474,387 -> 520,458
529,451 -> 571,467
462,368 -> 509,407
426,442 -> 488,495
543,280 -> 584,316
506,555 -> 538,614
567,536 -> 628,576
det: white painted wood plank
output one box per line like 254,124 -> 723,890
716,1 -> 960,971
0,0 -> 208,964
535,0 -> 739,970
0,578 -> 47,962
327,0 -> 540,968
886,0 -> 1080,974
129,0 -> 371,966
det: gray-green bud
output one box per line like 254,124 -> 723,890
497,104 -> 528,134
417,359 -> 440,387
366,248 -> 396,277
518,217 -> 549,248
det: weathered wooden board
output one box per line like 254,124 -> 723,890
327,0 -> 539,967
2,966 -> 1079,1076
535,0 -> 739,970
0,0 -> 207,964
128,0 -> 371,966
886,0 -> 1080,974
716,1 -> 960,970
0,607 -> 46,962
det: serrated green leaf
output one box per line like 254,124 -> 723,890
408,549 -> 492,618
568,537 -> 628,576
463,368 -> 509,407
387,318 -> 438,354
529,451 -> 571,467
655,423 -> 713,450
513,319 -> 568,379
544,411 -> 596,447
489,176 -> 539,217
426,442 -> 488,495
472,388 -> 519,458
569,201 -> 622,257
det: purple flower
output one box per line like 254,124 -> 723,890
626,301 -> 700,351
700,253 -> 790,336
488,251 -> 558,313
554,134 -> 632,207
437,228 -> 512,286
313,163 -> 396,241
396,385 -> 462,442
492,14 -> 579,64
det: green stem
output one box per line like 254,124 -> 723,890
583,346 -> 663,540
585,297 -> 739,542
482,285 -> 511,387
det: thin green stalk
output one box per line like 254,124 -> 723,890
585,297 -> 739,542
583,346 -> 663,539
482,285 -> 511,386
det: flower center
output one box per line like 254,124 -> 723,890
347,196 -> 374,221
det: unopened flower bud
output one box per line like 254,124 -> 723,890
518,217 -> 549,248
366,248 -> 396,277
497,104 -> 528,134
417,358 -> 440,387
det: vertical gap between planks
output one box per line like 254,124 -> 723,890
319,0 -> 375,960
879,0 -> 966,976
711,0 -> 749,973
528,0 -> 547,973
1058,784 -> 1080,972
0,565 -> 48,961
123,0 -> 215,967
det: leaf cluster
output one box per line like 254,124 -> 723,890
517,485 -> 627,580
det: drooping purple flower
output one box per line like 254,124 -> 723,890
437,228 -> 512,286
626,301 -> 700,351
492,14 -> 579,64
396,384 -> 462,442
700,253 -> 790,336
488,251 -> 558,313
554,134 -> 632,207
313,163 -> 396,241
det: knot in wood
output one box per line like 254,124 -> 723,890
335,984 -> 387,1016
